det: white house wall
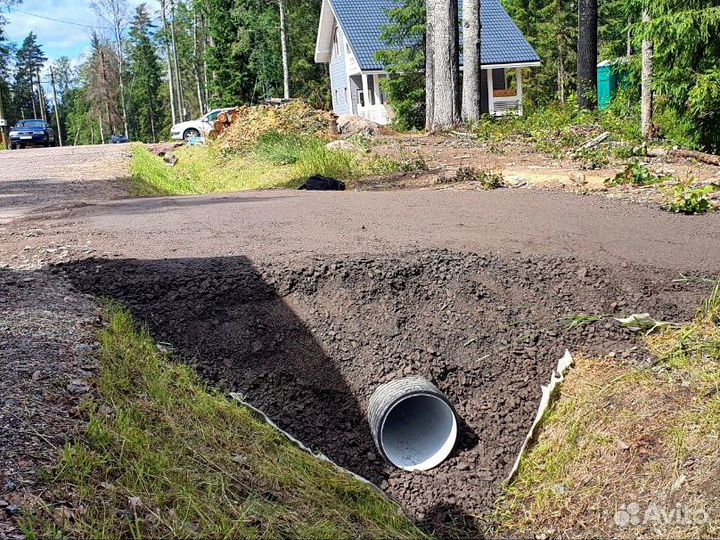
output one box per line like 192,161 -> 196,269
329,26 -> 350,115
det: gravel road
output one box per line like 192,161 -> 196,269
1,144 -> 719,536
0,144 -> 130,224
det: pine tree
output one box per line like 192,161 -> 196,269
129,4 -> 164,142
503,0 -> 577,105
203,0 -> 251,105
642,0 -> 720,150
376,0 -> 426,129
85,31 -> 123,137
13,32 -> 47,119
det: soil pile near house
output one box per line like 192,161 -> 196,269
61,250 -> 708,533
214,101 -> 336,150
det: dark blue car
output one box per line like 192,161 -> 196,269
9,119 -> 56,149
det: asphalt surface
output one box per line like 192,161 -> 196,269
0,144 -> 718,274
30,189 -> 720,274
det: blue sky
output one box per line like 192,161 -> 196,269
4,0 -> 152,62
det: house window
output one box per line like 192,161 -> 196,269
358,90 -> 365,108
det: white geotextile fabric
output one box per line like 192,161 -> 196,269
506,350 -> 574,483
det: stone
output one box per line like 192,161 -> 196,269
336,114 -> 379,136
66,380 -> 90,395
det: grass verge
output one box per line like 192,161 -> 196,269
23,304 -> 425,540
493,279 -> 720,539
130,133 -> 408,196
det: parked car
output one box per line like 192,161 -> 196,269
170,108 -> 235,141
9,119 -> 56,149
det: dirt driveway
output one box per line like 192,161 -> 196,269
1,145 -> 719,535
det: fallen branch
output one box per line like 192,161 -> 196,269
575,131 -> 610,152
647,147 -> 720,166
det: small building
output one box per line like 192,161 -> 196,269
597,59 -> 629,111
314,0 -> 540,125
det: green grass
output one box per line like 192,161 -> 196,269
23,304 -> 426,540
130,133 -> 403,197
493,278 -> 720,539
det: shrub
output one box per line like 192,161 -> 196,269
662,180 -> 717,215
606,160 -> 670,187
436,167 -> 505,189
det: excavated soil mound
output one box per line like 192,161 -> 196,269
61,250 -> 709,533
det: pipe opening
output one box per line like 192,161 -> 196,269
380,393 -> 458,471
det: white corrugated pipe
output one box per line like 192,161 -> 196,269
368,376 -> 458,471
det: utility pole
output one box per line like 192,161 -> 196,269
36,68 -> 47,121
0,91 -> 8,150
30,72 -> 38,118
50,65 -> 64,146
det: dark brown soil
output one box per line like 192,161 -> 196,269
60,250 -> 711,535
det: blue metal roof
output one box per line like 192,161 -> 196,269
329,0 -> 540,71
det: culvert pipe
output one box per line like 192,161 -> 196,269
368,376 -> 458,471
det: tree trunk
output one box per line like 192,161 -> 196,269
30,73 -> 38,119
116,42 -> 129,138
99,48 -> 115,134
99,114 -> 106,144
641,9 -> 654,139
577,0 -> 597,109
425,1 -> 435,130
0,90 -> 8,149
426,0 -> 461,130
36,69 -> 47,121
279,0 -> 291,99
462,0 -> 482,122
50,66 -> 63,146
160,0 -> 177,124
193,10 -> 205,114
170,0 -> 185,119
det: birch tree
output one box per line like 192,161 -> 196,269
279,0 -> 290,99
462,0 -> 482,121
426,0 -> 461,130
640,7 -> 653,138
159,0 -> 177,124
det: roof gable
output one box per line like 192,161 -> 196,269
317,0 -> 540,71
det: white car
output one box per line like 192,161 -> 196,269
170,108 -> 235,141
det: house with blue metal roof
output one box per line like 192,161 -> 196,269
315,0 -> 540,124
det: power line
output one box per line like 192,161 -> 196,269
6,6 -> 107,30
